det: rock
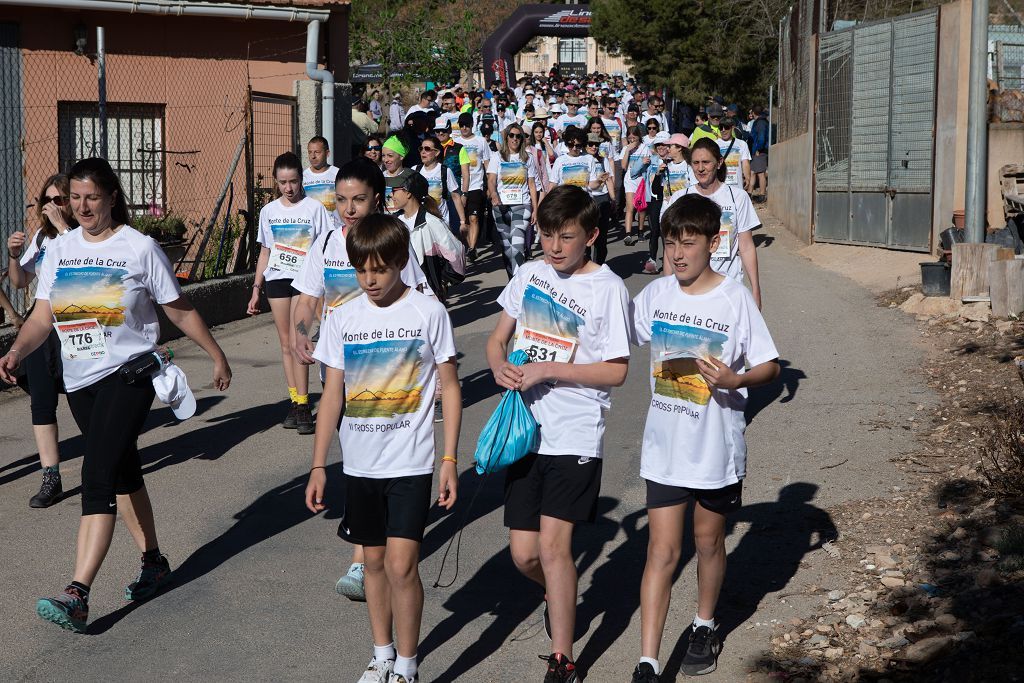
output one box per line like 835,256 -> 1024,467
976,568 -> 1002,588
938,550 -> 961,562
859,642 -> 879,657
950,526 -> 968,540
846,614 -> 867,629
960,301 -> 991,322
828,589 -> 845,601
899,292 -> 925,313
875,553 -> 898,569
936,614 -> 958,628
807,634 -> 829,646
881,576 -> 906,588
816,624 -> 833,633
789,617 -> 804,627
996,319 -> 1014,334
902,635 -> 954,664
879,635 -> 910,649
861,590 -> 879,602
882,569 -> 904,578
866,544 -> 890,556
824,647 -> 844,660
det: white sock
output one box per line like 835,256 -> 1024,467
693,614 -> 716,630
373,642 -> 396,662
639,656 -> 661,674
394,654 -> 417,680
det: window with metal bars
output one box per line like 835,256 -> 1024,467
57,101 -> 166,214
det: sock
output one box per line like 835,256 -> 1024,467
143,547 -> 163,564
42,464 -> 60,475
288,387 -> 299,403
394,654 -> 417,680
694,614 -> 716,630
639,657 -> 660,674
373,643 -> 396,663
295,393 -> 309,406
69,581 -> 90,599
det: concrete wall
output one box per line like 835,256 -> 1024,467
933,0 -> 971,243
988,123 -> 1024,227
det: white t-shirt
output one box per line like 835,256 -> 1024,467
633,275 -> 778,488
416,163 -> 458,225
663,160 -> 691,197
303,166 -> 339,212
486,153 -> 538,206
549,154 -> 600,192
292,226 -> 429,318
601,117 -> 623,152
35,226 -> 182,392
406,103 -> 433,116
19,230 -> 64,275
640,111 -> 669,132
662,184 -> 760,282
496,260 -> 632,458
553,113 -> 589,134
453,134 -> 490,191
438,110 -> 461,130
258,196 -> 331,282
313,290 -> 456,478
590,155 -> 613,197
717,137 -> 752,188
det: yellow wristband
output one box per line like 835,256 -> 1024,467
441,456 -> 457,465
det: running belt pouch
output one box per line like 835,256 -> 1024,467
474,350 -> 539,475
633,178 -> 648,211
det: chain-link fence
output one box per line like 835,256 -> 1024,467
994,41 -> 1024,90
776,0 -> 816,143
1,32 -> 305,319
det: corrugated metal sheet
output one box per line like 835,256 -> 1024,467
849,22 -> 892,191
815,32 -> 852,191
889,10 -> 938,192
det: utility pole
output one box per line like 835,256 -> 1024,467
965,0 -> 989,242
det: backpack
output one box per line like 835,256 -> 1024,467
442,142 -> 465,186
750,118 -> 770,155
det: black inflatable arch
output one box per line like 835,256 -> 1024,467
482,4 -> 591,86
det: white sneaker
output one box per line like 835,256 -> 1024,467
336,563 -> 366,601
357,658 -> 394,683
388,674 -> 416,683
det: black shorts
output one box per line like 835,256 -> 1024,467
264,278 -> 299,299
464,189 -> 485,218
338,473 -> 434,547
504,453 -> 603,530
645,480 -> 743,515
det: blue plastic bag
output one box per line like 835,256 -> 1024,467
474,350 -> 539,475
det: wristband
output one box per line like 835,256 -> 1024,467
441,456 -> 457,465
310,465 -> 326,472
252,283 -> 263,291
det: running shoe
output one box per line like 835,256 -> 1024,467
336,563 -> 366,601
387,675 -> 415,683
29,470 -> 63,508
125,553 -> 172,601
357,657 -> 394,683
540,652 -> 579,682
295,403 -> 315,435
433,399 -> 444,423
631,662 -> 660,682
624,234 -> 639,246
642,258 -> 659,274
681,625 -> 721,676
282,402 -> 299,429
36,585 -> 88,633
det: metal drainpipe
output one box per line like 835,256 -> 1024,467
97,25 -> 107,159
305,20 -> 334,164
965,0 -> 989,243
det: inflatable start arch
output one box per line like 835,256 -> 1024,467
482,4 -> 591,86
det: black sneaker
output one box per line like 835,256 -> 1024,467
294,403 -> 315,435
282,402 -> 299,429
631,662 -> 660,683
540,653 -> 579,682
126,554 -> 172,601
30,470 -> 63,508
681,625 -> 721,676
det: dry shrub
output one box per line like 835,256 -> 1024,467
980,400 -> 1024,499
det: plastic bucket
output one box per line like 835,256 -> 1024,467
920,261 -> 951,297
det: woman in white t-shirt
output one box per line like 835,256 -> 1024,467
246,152 -> 332,433
5,173 -> 76,509
620,125 -> 648,246
663,138 -> 763,308
487,122 -> 540,278
414,135 -> 466,233
0,158 -> 232,634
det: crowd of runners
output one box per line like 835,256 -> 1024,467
2,69 -> 778,683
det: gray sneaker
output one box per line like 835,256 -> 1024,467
336,563 -> 366,601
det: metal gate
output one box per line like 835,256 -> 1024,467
249,92 -> 298,212
814,9 -> 938,251
0,23 -> 26,316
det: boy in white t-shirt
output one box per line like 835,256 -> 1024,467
630,194 -> 779,681
487,185 -> 632,683
307,214 -> 461,683
303,136 -> 339,212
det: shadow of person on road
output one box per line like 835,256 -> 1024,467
85,464 -> 342,635
419,497 -> 621,682
661,482 -> 837,678
459,368 -> 503,410
745,359 -> 806,425
421,468 -> 505,562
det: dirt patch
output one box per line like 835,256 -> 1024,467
798,242 -> 925,295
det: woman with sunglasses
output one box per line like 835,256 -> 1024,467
621,125 -> 648,247
6,174 -> 77,508
642,118 -> 662,147
584,133 -> 617,265
364,135 -> 383,168
414,135 -> 465,234
487,123 -> 539,277
586,117 -> 615,163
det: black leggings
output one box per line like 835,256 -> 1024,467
648,198 -> 664,261
590,194 -> 612,265
66,372 -> 155,515
23,329 -> 62,425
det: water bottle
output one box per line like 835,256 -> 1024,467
119,348 -> 174,385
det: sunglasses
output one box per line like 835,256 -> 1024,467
41,195 -> 68,207
646,126 -> 658,131
508,133 -> 524,139
420,146 -> 438,152
567,142 -> 583,149
367,145 -> 382,151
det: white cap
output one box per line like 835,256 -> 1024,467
525,89 -> 535,96
651,131 -> 671,145
152,363 -> 197,420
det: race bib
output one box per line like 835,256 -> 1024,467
499,187 -> 524,204
55,318 -> 107,360
725,157 -> 740,185
270,242 -> 306,274
512,327 -> 577,363
713,228 -> 733,259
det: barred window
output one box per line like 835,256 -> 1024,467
57,102 -> 166,214
558,38 -> 587,65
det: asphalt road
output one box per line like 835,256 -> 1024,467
0,210 -> 929,682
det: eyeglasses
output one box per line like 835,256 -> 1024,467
508,133 -> 524,139
41,195 -> 68,207
367,145 -> 382,151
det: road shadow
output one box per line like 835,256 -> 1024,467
445,284 -> 505,329
421,468 -> 505,563
460,368 -> 502,410
745,359 -> 805,425
420,497 -> 622,681
604,250 -> 649,282
662,482 -> 837,679
86,464 -> 342,635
